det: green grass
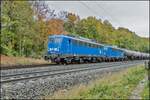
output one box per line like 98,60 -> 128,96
46,65 -> 146,99
80,66 -> 146,99
141,81 -> 149,99
141,70 -> 149,99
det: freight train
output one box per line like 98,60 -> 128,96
44,34 -> 149,64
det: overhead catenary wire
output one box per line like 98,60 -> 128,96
79,1 -> 104,18
48,1 -> 123,27
96,2 -> 123,27
79,1 -> 123,27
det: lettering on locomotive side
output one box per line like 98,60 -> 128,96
48,48 -> 59,51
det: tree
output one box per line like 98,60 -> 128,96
47,18 -> 67,35
64,16 -> 149,53
1,1 -> 36,56
64,12 -> 80,34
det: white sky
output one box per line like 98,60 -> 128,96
47,1 -> 149,38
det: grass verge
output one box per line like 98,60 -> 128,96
1,54 -> 49,67
45,65 -> 146,99
141,81 -> 149,99
141,70 -> 149,99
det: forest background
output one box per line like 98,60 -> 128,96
1,1 -> 149,58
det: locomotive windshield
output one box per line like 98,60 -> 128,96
49,37 -> 62,44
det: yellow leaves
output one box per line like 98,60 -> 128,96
46,19 -> 67,35
68,13 -> 79,24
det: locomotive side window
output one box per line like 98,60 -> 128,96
81,41 -> 84,46
85,42 -> 88,47
72,39 -> 77,45
78,41 -> 85,46
68,39 -> 71,44
92,44 -> 94,48
98,45 -> 103,49
92,44 -> 95,48
112,48 -> 116,51
72,39 -> 74,44
94,44 -> 97,48
77,41 -> 79,46
88,43 -> 90,47
84,42 -> 87,47
91,44 -> 93,48
76,40 -> 78,45
77,40 -> 80,46
87,43 -> 90,47
79,41 -> 82,46
90,44 -> 93,48
89,43 -> 92,48
96,45 -> 99,48
81,41 -> 85,46
82,41 -> 84,46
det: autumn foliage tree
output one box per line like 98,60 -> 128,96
1,1 -> 149,58
47,19 -> 67,35
64,13 -> 80,35
64,16 -> 149,53
46,12 -> 80,35
1,1 -> 57,57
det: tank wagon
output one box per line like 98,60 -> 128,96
44,34 -> 149,64
119,48 -> 149,60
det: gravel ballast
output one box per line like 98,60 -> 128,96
1,62 -> 143,99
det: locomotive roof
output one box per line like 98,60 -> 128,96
49,34 -> 106,47
49,35 -> 127,51
49,35 -> 149,55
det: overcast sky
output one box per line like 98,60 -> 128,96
47,1 -> 149,38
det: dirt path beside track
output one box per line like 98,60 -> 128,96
129,76 -> 148,99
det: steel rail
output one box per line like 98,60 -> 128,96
1,61 -> 127,78
1,60 -> 142,77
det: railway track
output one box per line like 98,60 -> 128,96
1,61 -> 126,77
1,61 -> 132,77
1,61 -> 144,84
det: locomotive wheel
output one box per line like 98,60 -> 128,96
79,59 -> 82,64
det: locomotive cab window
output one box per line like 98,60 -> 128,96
55,37 -> 62,43
49,37 -> 62,44
49,38 -> 54,43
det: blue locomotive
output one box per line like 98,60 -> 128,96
44,34 -> 149,64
